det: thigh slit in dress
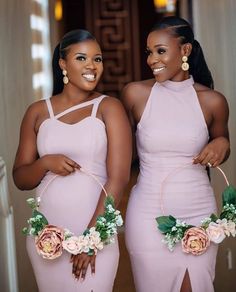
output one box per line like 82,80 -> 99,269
125,77 -> 217,292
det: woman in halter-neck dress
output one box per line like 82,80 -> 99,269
13,29 -> 132,292
122,17 -> 230,292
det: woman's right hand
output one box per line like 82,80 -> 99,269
42,154 -> 80,176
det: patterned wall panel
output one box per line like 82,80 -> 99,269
86,0 -> 140,97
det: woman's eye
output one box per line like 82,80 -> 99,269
95,57 -> 103,63
145,49 -> 151,56
157,48 -> 166,54
76,56 -> 86,61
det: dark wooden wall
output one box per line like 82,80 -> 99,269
61,0 -> 174,97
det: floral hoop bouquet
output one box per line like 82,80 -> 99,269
156,164 -> 236,255
23,168 -> 123,260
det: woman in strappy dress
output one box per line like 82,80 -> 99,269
13,29 -> 132,292
122,17 -> 230,292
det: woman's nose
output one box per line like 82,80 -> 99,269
148,53 -> 159,65
85,59 -> 96,69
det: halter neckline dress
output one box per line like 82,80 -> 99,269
125,76 -> 217,292
27,95 -> 119,292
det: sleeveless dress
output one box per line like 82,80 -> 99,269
26,95 -> 119,292
125,77 -> 218,292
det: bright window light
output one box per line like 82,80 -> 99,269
30,0 -> 52,99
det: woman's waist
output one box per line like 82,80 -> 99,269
136,164 -> 211,192
128,183 -> 216,222
36,169 -> 107,195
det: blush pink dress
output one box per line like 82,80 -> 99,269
125,77 -> 218,292
27,95 -> 119,292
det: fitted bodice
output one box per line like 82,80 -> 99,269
136,76 -> 210,190
37,95 -> 107,177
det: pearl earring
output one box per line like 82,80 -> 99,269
181,56 -> 189,71
62,69 -> 69,84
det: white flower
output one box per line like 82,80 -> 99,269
64,228 -> 74,238
226,221 -> 236,237
36,215 -> 43,220
29,228 -> 36,235
116,215 -> 123,227
201,217 -> 212,225
206,222 -> 226,243
27,198 -> 35,204
106,204 -> 115,213
217,219 -> 236,237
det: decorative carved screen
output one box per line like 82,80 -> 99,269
85,0 -> 140,97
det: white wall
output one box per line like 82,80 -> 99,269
0,1 -> 37,291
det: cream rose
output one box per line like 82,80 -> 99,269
88,228 -> 103,251
216,219 -> 236,237
182,227 -> 210,255
226,221 -> 236,237
35,225 -> 64,260
206,222 -> 226,243
62,236 -> 83,255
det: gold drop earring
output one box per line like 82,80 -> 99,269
62,69 -> 69,84
181,56 -> 189,71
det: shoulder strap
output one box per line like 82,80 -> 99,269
91,95 -> 107,117
45,98 -> 54,118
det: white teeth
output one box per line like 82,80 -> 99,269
153,67 -> 165,74
82,74 -> 96,81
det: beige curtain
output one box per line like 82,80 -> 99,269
193,1 -> 236,291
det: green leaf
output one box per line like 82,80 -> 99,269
22,227 -> 29,235
156,215 -> 176,234
32,209 -> 48,225
83,228 -> 90,236
26,198 -> 37,209
210,213 -> 218,222
87,249 -> 94,256
222,185 -> 236,206
104,196 -> 115,207
219,211 -> 228,220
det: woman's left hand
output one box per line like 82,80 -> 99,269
71,253 -> 96,281
193,136 -> 230,167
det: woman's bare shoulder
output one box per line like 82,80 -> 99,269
121,79 -> 155,108
24,99 -> 47,119
194,83 -> 228,113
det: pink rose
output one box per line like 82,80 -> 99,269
35,225 -> 64,259
206,222 -> 226,243
182,227 -> 210,255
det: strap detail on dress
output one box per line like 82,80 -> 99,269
55,98 -> 99,119
91,95 -> 106,117
45,98 -> 54,118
